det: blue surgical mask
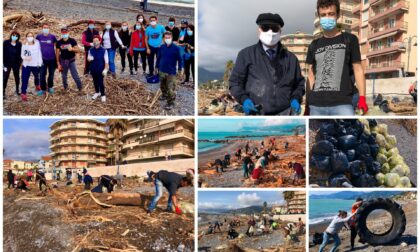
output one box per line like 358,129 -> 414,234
42,28 -> 49,34
89,24 -> 95,29
105,25 -> 111,30
320,17 -> 337,31
169,21 -> 175,27
187,30 -> 193,36
11,35 -> 18,41
62,34 -> 69,39
136,25 -> 141,30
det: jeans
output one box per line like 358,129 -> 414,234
119,47 -> 133,71
106,48 -> 116,73
352,93 -> 360,109
3,64 -> 20,94
309,105 -> 355,116
60,59 -> 82,89
318,232 -> 341,252
243,163 -> 249,178
40,59 -> 56,91
147,46 -> 159,75
184,56 -> 194,82
148,179 -> 172,211
92,71 -> 105,96
179,45 -> 185,69
21,66 -> 40,94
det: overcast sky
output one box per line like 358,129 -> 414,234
198,0 -> 316,72
199,118 -> 304,132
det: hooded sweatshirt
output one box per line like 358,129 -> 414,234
325,212 -> 355,234
21,40 -> 43,67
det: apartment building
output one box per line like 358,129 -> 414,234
352,0 -> 416,78
50,119 -> 108,169
314,0 -> 358,37
281,31 -> 314,77
286,191 -> 306,214
121,119 -> 194,163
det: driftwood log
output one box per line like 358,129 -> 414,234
68,20 -> 122,28
3,14 -> 24,26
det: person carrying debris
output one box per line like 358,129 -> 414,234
211,159 -> 225,173
36,168 -> 48,191
250,165 -> 264,183
349,198 -> 363,250
246,217 -> 256,237
16,177 -> 30,191
82,168 -> 93,190
235,148 -> 242,161
229,13 -> 305,115
36,23 -> 57,96
156,31 -> 183,110
3,31 -> 22,98
129,21 -> 148,75
292,162 -> 304,185
147,170 -> 193,215
56,27 -> 83,92
101,21 -> 125,79
242,153 -> 253,179
145,15 -> 166,76
118,21 -> 133,74
92,175 -> 117,193
213,221 -> 222,233
227,226 -> 239,239
224,153 -> 231,165
7,170 -> 15,189
245,142 -> 250,154
82,20 -> 100,75
88,35 -> 109,103
284,141 -> 289,151
318,210 -> 357,252
20,31 -> 43,101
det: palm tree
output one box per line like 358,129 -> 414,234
106,119 -> 128,177
263,201 -> 268,214
223,60 -> 234,90
283,191 -> 295,201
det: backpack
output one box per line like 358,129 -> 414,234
313,232 -> 324,245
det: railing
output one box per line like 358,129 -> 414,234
368,43 -> 405,53
368,22 -> 408,36
352,3 -> 361,13
367,61 -> 405,70
126,146 -> 194,160
370,1 -> 409,19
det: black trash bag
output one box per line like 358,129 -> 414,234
349,160 -> 363,177
351,173 -> 377,187
368,161 -> 381,175
330,150 -> 350,174
368,134 -> 377,145
313,232 -> 324,245
368,119 -> 378,128
336,125 -> 347,137
338,135 -> 358,150
346,149 -> 356,162
370,144 -> 380,158
379,100 -> 391,113
319,122 -> 337,136
325,136 -> 338,147
356,143 -> 371,159
328,173 -> 352,187
373,94 -> 383,106
363,155 -> 374,171
310,155 -> 331,172
345,127 -> 359,137
359,133 -> 370,144
312,140 -> 334,156
354,120 -> 365,136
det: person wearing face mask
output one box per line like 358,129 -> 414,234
306,0 -> 367,116
3,31 -> 23,99
178,19 -> 189,72
135,14 -> 147,30
180,24 -> 194,84
165,17 -> 180,42
118,21 -> 134,74
129,21 -> 147,75
55,27 -> 83,92
156,31 -> 183,110
145,16 -> 166,76
82,20 -> 100,75
20,32 -> 43,101
87,35 -> 109,103
101,21 -> 125,79
229,13 -> 305,115
36,23 -> 57,96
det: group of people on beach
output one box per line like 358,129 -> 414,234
3,13 -> 195,109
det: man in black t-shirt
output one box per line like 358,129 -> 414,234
306,0 -> 368,116
147,170 -> 193,215
55,27 -> 83,91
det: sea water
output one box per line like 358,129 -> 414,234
309,199 -> 355,224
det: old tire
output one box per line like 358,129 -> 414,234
355,198 -> 406,245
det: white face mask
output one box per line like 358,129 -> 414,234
165,38 -> 172,45
122,26 -> 128,31
27,37 -> 34,43
138,18 -> 144,22
151,21 -> 157,26
105,25 -> 111,30
259,30 -> 281,46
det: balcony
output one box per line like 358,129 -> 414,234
124,146 -> 194,161
365,61 -> 405,74
369,1 -> 409,22
368,22 -> 408,40
352,3 -> 361,13
367,43 -> 406,57
369,0 -> 383,6
52,149 -> 107,155
341,4 -> 354,13
159,130 -> 194,142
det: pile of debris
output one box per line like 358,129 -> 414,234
3,10 -> 163,115
198,88 -> 244,116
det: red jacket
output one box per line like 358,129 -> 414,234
129,29 -> 146,56
251,168 -> 263,180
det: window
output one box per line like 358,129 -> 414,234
389,19 -> 395,28
387,37 -> 394,47
364,0 -> 368,4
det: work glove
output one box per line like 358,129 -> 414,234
290,99 -> 301,114
102,69 -> 108,76
87,55 -> 94,62
358,96 -> 369,114
4,67 -> 7,72
243,99 -> 258,115
175,206 -> 183,215
408,84 -> 415,93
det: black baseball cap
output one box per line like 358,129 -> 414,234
256,13 -> 284,27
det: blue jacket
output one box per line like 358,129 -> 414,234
89,46 -> 106,73
156,43 -> 182,75
83,174 -> 93,184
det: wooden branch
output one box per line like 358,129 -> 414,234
3,14 -> 23,26
149,89 -> 162,109
15,197 -> 44,202
70,191 -> 114,208
67,20 -> 122,28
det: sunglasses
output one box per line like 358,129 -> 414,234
260,25 -> 280,33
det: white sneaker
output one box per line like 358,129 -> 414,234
92,93 -> 100,100
101,96 -> 106,102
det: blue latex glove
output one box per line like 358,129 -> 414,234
243,99 -> 258,115
291,99 -> 301,113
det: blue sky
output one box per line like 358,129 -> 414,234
3,118 -> 106,161
198,191 -> 286,210
198,118 -> 304,132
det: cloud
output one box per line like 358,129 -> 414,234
237,192 -> 262,207
4,130 -> 50,161
198,202 -> 234,210
198,0 -> 315,72
262,118 -> 302,127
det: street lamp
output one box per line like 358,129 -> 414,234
401,36 -> 417,77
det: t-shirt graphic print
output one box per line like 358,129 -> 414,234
314,43 -> 346,92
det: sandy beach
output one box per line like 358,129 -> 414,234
309,199 -> 417,252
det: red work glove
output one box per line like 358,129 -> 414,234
358,96 -> 369,114
408,84 -> 414,93
175,206 -> 183,215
